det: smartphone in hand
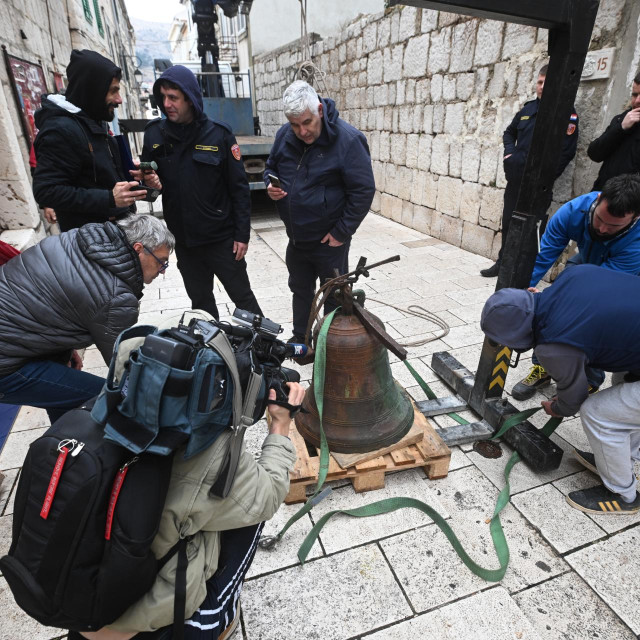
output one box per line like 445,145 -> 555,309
268,174 -> 282,189
129,184 -> 160,202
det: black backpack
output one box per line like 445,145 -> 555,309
0,406 -> 186,634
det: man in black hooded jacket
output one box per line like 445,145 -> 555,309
32,50 -> 148,231
138,65 -> 262,321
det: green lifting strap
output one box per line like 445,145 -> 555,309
404,360 -> 468,425
259,308 -> 340,549
294,353 -> 562,583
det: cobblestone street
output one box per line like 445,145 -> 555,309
1,211 -> 638,640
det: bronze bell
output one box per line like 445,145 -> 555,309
295,299 -> 415,454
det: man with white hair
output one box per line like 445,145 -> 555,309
265,80 -> 375,350
0,214 -> 175,422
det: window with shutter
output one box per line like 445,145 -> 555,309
93,0 -> 104,36
82,0 -> 93,23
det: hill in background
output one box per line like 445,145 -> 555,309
131,18 -> 172,82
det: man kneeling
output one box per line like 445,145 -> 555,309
69,315 -> 303,640
480,264 -> 640,514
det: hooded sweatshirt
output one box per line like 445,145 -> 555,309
481,265 -> 640,414
33,50 -> 130,231
65,49 -> 122,122
264,96 -> 376,243
141,65 -> 251,246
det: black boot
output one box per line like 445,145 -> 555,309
480,261 -> 500,277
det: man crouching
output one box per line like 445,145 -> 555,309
70,314 -> 303,640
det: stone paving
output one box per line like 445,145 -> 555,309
1,212 -> 639,640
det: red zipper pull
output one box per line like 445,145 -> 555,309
40,441 -> 74,519
105,457 -> 138,540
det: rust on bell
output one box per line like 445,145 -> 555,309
295,259 -> 414,454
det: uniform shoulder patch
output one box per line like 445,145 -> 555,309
567,123 -> 577,135
231,144 -> 242,161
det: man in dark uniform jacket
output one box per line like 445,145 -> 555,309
33,50 -> 148,231
138,65 -> 262,320
588,72 -> 640,190
481,64 -> 579,277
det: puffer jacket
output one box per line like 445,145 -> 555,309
106,312 -> 297,633
0,222 -> 143,376
530,191 -> 640,286
264,97 -> 375,244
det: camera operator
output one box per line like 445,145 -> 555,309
70,312 -> 304,640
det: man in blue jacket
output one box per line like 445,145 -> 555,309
481,265 -> 640,514
265,81 -> 375,350
481,64 -> 579,277
511,173 -> 640,400
138,65 -> 262,321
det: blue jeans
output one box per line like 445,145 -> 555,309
531,251 -> 605,388
0,360 -> 105,423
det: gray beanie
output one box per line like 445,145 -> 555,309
480,288 -> 536,350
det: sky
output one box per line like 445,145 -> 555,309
124,0 -> 183,23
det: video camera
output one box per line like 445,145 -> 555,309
144,309 -> 306,422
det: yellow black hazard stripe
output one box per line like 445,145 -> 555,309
489,347 -> 512,391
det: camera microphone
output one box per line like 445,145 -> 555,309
274,342 -> 308,358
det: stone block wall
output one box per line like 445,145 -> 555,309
253,1 -> 636,263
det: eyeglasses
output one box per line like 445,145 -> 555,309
143,245 -> 169,273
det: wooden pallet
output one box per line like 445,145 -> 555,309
285,406 -> 451,504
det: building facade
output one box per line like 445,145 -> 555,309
253,0 -> 640,269
167,1 -> 385,124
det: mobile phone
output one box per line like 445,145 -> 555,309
268,174 -> 282,189
130,184 -> 160,202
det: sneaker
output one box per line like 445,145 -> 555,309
511,365 -> 551,400
573,448 -> 599,475
566,484 -> 640,514
480,261 -> 501,277
219,602 -> 241,640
